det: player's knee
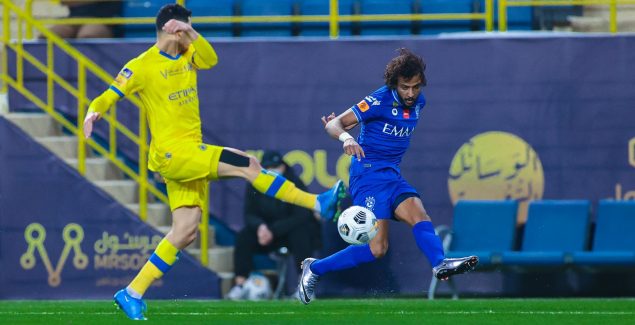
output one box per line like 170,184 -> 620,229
370,241 -> 389,259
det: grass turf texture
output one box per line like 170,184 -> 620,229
1,299 -> 634,324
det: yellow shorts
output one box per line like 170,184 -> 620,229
151,142 -> 223,211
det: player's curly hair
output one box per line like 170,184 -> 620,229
384,48 -> 427,88
156,4 -> 192,31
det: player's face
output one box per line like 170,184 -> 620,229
396,75 -> 422,107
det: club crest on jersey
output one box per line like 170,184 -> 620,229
357,100 -> 370,112
365,197 -> 376,211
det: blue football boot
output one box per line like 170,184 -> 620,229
114,288 -> 147,320
317,180 -> 347,221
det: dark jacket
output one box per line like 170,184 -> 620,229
244,166 -> 321,249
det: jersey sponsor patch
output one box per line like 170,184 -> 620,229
357,100 -> 370,112
120,68 -> 133,79
403,108 -> 410,119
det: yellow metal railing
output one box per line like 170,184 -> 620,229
21,0 -> 494,40
0,0 -> 209,266
500,0 -> 635,33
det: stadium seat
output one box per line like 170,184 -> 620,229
185,0 -> 235,37
123,0 -> 173,38
359,0 -> 413,36
445,200 -> 519,266
237,0 -> 295,37
419,0 -> 477,35
572,200 -> 635,266
298,0 -> 356,37
501,200 -> 591,266
428,200 -> 518,299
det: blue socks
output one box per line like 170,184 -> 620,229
310,244 -> 376,276
412,221 -> 445,267
309,221 -> 445,277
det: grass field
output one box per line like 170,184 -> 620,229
1,298 -> 634,324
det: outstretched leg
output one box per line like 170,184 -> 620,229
394,196 -> 477,281
297,220 -> 390,304
216,148 -> 345,219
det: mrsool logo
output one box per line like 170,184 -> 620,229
20,223 -> 88,287
448,131 -> 544,223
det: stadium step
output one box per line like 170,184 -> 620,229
94,180 -> 138,204
64,157 -> 123,181
4,113 -> 60,137
126,203 -> 172,228
187,247 -> 234,273
36,136 -> 88,160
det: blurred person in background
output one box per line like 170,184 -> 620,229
227,151 -> 322,300
49,0 -> 122,38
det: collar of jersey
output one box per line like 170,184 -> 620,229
156,47 -> 181,60
391,89 -> 403,106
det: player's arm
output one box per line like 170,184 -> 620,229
323,109 -> 365,161
82,89 -> 119,138
163,19 -> 218,70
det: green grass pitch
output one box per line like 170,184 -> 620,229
1,298 -> 634,324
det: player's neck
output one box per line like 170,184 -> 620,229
155,37 -> 181,57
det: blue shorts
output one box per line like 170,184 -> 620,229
349,168 -> 420,220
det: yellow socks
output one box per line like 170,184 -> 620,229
252,169 -> 316,210
127,238 -> 179,298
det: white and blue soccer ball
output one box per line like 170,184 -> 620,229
337,206 -> 378,245
243,273 -> 272,301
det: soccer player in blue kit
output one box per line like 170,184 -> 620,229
297,48 -> 478,304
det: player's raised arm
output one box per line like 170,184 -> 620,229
163,19 -> 218,70
323,109 -> 364,161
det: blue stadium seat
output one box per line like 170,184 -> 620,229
123,0 -> 173,38
501,200 -> 591,266
359,0 -> 412,36
298,0 -> 356,37
186,0 -> 235,37
419,0 -> 476,35
572,200 -> 635,266
238,0 -> 295,37
445,200 -> 518,266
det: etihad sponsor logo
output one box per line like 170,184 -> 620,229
168,87 -> 197,101
357,100 -> 370,112
382,123 -> 415,137
160,63 -> 193,79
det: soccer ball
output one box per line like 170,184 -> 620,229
337,206 -> 378,245
242,273 -> 272,301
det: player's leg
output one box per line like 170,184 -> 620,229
115,179 -> 204,320
297,221 -> 389,304
215,147 -> 345,219
393,195 -> 477,280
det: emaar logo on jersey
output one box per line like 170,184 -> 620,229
382,123 -> 415,137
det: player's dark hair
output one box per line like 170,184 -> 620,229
384,48 -> 427,88
156,4 -> 192,31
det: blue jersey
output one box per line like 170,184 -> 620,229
349,85 -> 425,177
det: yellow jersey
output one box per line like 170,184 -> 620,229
89,36 -> 218,172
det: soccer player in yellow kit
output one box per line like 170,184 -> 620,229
82,4 -> 345,320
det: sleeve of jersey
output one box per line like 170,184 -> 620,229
108,59 -> 143,99
189,36 -> 218,70
350,96 -> 376,123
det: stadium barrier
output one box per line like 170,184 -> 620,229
20,0 -> 494,39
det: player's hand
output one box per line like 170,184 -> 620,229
83,111 -> 101,139
343,138 -> 365,161
321,112 -> 336,127
162,19 -> 197,40
257,224 -> 273,246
